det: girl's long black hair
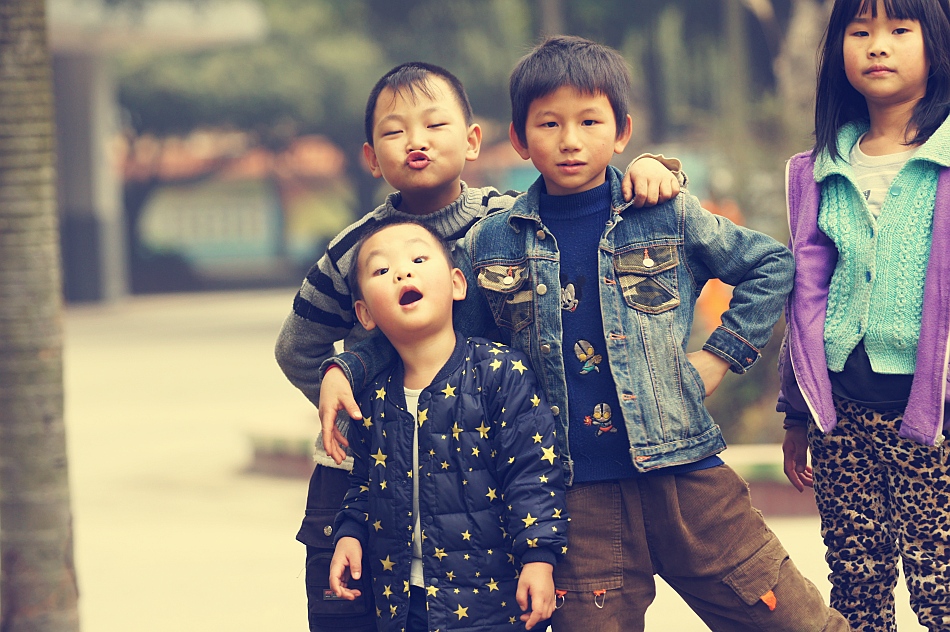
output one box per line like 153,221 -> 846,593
814,0 -> 950,161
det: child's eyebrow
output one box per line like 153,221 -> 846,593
377,106 -> 450,126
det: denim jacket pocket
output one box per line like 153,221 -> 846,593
476,262 -> 535,333
613,244 -> 680,314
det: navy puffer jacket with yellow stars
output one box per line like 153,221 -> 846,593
334,335 -> 568,632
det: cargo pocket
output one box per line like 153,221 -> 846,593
554,483 -> 623,593
722,535 -> 789,628
305,548 -> 375,630
613,245 -> 680,314
302,509 -> 375,631
476,262 -> 534,332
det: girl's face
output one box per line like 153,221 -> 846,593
843,0 -> 930,110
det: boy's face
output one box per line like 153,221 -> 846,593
363,76 -> 481,210
353,224 -> 466,343
509,86 -> 632,196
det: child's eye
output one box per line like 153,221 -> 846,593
581,119 -> 598,127
850,29 -> 869,37
372,267 -> 389,276
413,256 -> 427,264
381,129 -> 402,137
540,121 -> 558,128
893,27 -> 910,35
428,123 -> 447,129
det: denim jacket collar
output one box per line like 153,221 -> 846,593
507,165 -> 634,229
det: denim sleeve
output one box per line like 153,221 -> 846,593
682,194 -> 794,373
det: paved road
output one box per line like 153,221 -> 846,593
63,289 -> 925,631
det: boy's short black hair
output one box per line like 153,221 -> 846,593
509,35 -> 631,147
347,218 -> 456,301
364,62 -> 475,146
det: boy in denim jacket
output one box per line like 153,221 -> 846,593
322,37 -> 851,631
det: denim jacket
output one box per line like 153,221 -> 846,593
464,167 -> 792,481
332,167 -> 793,482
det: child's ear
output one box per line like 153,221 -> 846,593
362,142 -> 383,179
613,115 -> 633,154
451,267 -> 467,301
465,123 -> 482,162
354,298 -> 377,331
509,122 -> 531,160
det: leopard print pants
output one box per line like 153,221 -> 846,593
808,399 -> 950,632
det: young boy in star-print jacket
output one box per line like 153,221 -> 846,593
329,219 -> 567,632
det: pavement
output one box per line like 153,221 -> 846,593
62,289 -> 925,631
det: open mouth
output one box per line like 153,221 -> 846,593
399,289 -> 423,305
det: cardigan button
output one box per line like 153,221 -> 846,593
890,186 -> 902,196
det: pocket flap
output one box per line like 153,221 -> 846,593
614,245 -> 677,275
722,536 -> 789,606
477,263 -> 529,293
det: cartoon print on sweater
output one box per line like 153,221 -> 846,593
573,339 -> 602,374
560,273 -> 585,312
584,402 -> 616,436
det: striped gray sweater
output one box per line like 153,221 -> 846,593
274,182 -> 520,468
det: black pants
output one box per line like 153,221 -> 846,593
297,465 -> 376,632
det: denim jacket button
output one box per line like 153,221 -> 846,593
540,343 -> 551,354
502,276 -> 514,286
536,283 -> 548,296
550,405 -> 560,416
536,230 -> 546,240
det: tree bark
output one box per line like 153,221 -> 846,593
0,0 -> 80,629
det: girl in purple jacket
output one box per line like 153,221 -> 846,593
779,1 -> 950,630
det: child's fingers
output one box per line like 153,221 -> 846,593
516,579 -> 529,612
521,607 -> 544,630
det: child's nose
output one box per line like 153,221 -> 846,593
560,126 -> 580,151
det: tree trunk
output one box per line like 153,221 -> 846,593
774,0 -> 834,153
0,0 -> 80,629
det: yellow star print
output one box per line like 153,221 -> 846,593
461,530 -> 472,541
426,585 -> 439,596
371,449 -> 387,467
511,359 -> 527,374
363,416 -> 373,428
434,548 -> 448,560
446,570 -> 456,581
472,446 -> 480,457
382,585 -> 393,598
441,461 -> 450,470
531,393 -> 541,407
490,358 -> 502,371
380,480 -> 388,490
522,513 -> 538,527
539,475 -> 548,483
527,537 -> 539,548
373,520 -> 383,531
389,604 -> 397,618
453,605 -> 469,620
475,421 -> 490,438
451,422 -> 463,440
541,445 -> 557,464
532,432 -> 543,444
441,383 -> 457,398
486,488 -> 497,501
380,555 -> 395,572
487,578 -> 499,592
553,508 -> 563,518
375,387 -> 386,400
418,408 -> 428,426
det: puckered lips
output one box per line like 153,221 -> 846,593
407,151 -> 430,170
399,285 -> 423,306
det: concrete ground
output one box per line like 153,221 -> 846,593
63,289 -> 926,631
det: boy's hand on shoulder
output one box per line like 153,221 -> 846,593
517,561 -> 555,630
329,536 -> 363,600
622,155 -> 681,208
686,350 -> 730,397
320,365 -> 361,464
